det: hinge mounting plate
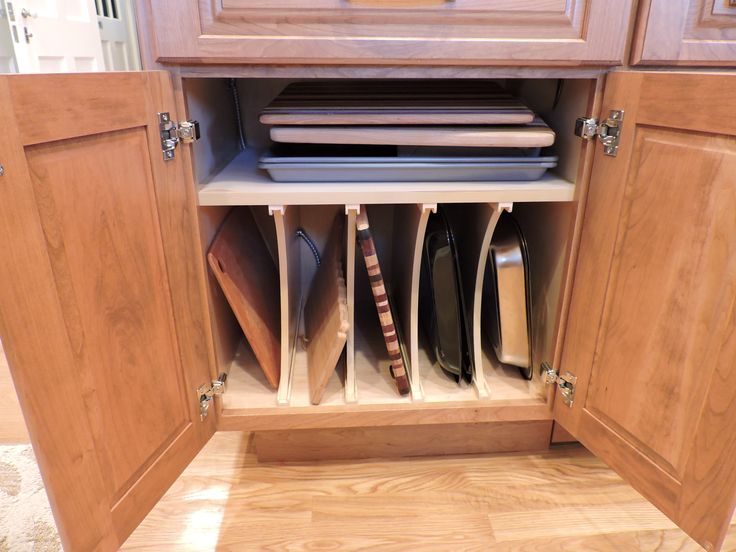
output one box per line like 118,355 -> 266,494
541,362 -> 577,408
197,373 -> 227,421
575,109 -> 624,157
158,112 -> 200,161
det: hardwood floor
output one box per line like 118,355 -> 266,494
122,432 -> 736,551
1,347 -> 734,550
0,341 -> 30,444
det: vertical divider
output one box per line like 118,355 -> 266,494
270,204 -> 302,406
446,202 -> 511,399
344,205 -> 359,404
392,203 -> 435,402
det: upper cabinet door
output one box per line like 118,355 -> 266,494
0,73 -> 216,551
138,0 -> 635,65
632,0 -> 736,65
556,71 -> 736,552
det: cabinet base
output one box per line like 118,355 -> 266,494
252,420 -> 552,462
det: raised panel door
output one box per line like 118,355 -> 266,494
557,71 -> 736,552
0,72 -> 215,551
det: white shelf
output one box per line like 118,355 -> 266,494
198,149 -> 576,206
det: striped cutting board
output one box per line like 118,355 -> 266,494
356,207 -> 411,396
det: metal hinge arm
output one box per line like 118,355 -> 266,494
198,373 -> 227,421
158,112 -> 200,161
574,109 -> 624,157
541,362 -> 577,408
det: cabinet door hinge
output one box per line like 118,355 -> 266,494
574,109 -> 624,157
197,373 -> 227,421
541,361 -> 577,407
158,112 -> 200,161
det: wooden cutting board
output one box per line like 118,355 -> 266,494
270,122 -> 555,149
260,109 -> 535,126
208,208 -> 281,389
356,207 -> 411,396
261,81 -> 534,125
304,213 -> 349,405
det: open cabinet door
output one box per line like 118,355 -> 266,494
555,71 -> 736,552
0,73 -> 216,551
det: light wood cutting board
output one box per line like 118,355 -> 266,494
304,213 -> 349,405
270,123 -> 555,148
208,208 -> 281,389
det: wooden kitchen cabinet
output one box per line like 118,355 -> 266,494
0,67 -> 735,552
632,0 -> 736,65
135,0 -> 636,66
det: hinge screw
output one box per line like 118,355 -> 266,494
0,164 -> 4,176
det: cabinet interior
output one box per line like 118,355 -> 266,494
183,76 -> 596,423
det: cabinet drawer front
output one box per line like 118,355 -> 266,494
633,0 -> 736,65
144,0 -> 635,65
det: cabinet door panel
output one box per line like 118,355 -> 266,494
633,0 -> 736,65
557,72 -> 736,552
137,0 -> 635,65
0,73 -> 215,551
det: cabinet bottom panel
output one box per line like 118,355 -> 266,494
250,420 -> 553,462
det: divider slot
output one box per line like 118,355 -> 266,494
353,204 -> 416,404
277,205 -> 351,406
345,205 -> 359,404
415,203 -> 506,401
391,203 -> 435,402
270,205 -> 301,405
206,206 -> 283,410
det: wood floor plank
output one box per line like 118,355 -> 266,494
491,529 -> 711,552
489,503 -> 678,542
119,432 -> 736,551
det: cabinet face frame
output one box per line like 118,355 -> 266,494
556,70 -> 736,552
135,0 -> 636,66
632,0 -> 736,65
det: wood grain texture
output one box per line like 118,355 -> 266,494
390,203 -> 433,401
270,124 -> 555,148
121,431 -> 736,550
208,208 -> 281,389
176,65 -> 607,80
260,80 -> 535,125
272,206 -> 303,405
139,0 -> 635,65
252,421 -> 552,461
197,206 -> 242,385
0,73 -> 214,552
305,214 -> 349,404
558,71 -> 736,552
356,208 -> 411,396
632,0 -> 736,65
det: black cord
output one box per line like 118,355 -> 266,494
551,79 -> 564,110
295,228 -> 321,266
229,79 -> 246,151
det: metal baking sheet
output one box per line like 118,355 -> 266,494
261,144 -> 544,161
483,212 -> 533,378
259,159 -> 557,183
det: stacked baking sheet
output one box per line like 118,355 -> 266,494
259,81 -> 558,183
